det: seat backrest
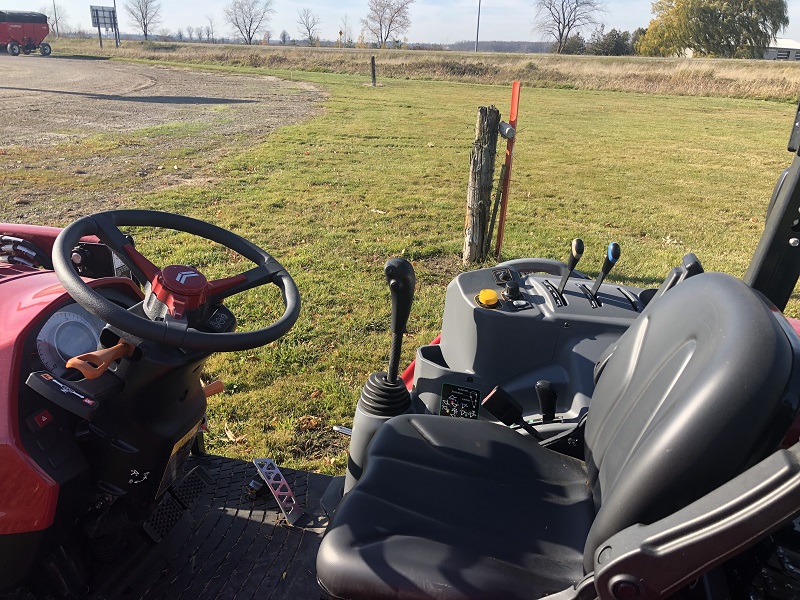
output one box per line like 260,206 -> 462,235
582,272 -> 799,572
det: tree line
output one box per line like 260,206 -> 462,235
42,0 -> 416,48
535,0 -> 789,57
42,0 -> 790,57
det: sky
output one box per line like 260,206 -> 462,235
5,0 -> 800,46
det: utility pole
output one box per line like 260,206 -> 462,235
475,0 -> 481,52
52,0 -> 59,37
112,0 -> 120,46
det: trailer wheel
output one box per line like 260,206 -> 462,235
40,43 -> 51,57
8,42 -> 20,56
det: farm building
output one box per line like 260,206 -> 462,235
764,38 -> 800,60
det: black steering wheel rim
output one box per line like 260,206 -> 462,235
52,209 -> 300,352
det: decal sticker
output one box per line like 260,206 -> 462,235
439,384 -> 481,420
129,469 -> 151,485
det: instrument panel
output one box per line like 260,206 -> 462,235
34,304 -> 105,376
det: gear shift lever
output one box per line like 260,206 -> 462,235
557,238 -> 584,295
590,242 -> 621,299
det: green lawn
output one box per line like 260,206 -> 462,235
7,60 -> 798,472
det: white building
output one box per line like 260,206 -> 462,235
764,38 -> 800,60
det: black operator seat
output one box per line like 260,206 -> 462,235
316,272 -> 800,600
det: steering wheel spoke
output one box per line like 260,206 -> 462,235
122,243 -> 161,283
88,212 -> 160,284
207,264 -> 279,303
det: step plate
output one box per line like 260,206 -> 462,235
253,458 -> 306,526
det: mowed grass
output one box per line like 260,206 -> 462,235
4,54 -> 798,473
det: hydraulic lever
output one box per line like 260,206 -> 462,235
556,238 -> 584,295
590,242 -> 621,299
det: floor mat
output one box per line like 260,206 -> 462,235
92,454 -> 334,600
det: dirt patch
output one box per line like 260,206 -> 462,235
0,56 -> 326,224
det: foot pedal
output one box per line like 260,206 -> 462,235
171,465 -> 213,508
143,495 -> 183,543
143,466 -> 212,543
253,458 -> 305,525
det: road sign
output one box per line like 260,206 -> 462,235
90,6 -> 117,29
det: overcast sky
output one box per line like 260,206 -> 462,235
5,0 -> 800,46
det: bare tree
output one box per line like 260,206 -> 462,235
123,0 -> 162,40
176,28 -> 183,41
340,13 -> 353,46
361,0 -> 414,48
279,29 -> 289,44
186,25 -> 194,40
533,0 -> 605,54
297,8 -> 321,46
40,3 -> 68,37
223,0 -> 275,45
206,15 -> 216,43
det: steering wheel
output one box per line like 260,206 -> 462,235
52,210 -> 300,352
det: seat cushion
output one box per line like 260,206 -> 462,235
317,415 -> 594,600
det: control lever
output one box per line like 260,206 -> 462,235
535,380 -> 558,423
589,242 -> 621,299
385,257 -> 416,383
344,258 -> 415,494
557,238 -> 584,295
482,386 -> 543,440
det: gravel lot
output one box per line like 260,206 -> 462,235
0,56 -> 325,223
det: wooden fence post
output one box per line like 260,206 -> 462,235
463,105 -> 500,265
371,56 -> 377,86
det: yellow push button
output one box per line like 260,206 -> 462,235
477,288 -> 500,308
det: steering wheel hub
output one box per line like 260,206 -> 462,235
150,265 -> 209,319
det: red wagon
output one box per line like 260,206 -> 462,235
0,11 -> 50,57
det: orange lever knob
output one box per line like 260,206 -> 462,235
66,340 -> 135,380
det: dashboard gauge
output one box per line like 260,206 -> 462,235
36,308 -> 103,374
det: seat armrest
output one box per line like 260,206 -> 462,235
592,443 -> 800,600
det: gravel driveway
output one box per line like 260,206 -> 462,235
0,56 -> 325,223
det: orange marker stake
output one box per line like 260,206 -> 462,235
495,81 -> 521,260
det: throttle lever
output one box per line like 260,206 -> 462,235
557,238 -> 584,295
66,340 -> 135,380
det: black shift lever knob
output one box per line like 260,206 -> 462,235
535,380 -> 558,423
385,258 -> 416,336
385,258 -> 416,382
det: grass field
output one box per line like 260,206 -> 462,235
4,42 -> 800,472
52,38 -> 800,101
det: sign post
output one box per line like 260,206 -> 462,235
90,6 -> 119,48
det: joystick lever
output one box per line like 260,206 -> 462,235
344,258 -> 416,494
385,257 -> 416,383
557,238 -> 584,295
589,242 -> 621,299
